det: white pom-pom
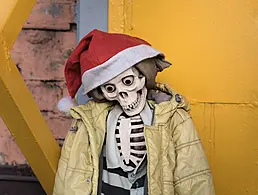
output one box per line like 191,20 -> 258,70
57,96 -> 77,114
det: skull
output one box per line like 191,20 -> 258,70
100,67 -> 147,116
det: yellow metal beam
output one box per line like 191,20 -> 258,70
0,1 -> 60,194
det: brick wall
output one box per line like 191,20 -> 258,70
0,0 -> 77,165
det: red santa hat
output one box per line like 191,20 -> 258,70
58,29 -> 164,113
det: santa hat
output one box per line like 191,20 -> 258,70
58,29 -> 165,113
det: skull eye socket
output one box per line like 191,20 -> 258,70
104,84 -> 116,93
122,76 -> 134,86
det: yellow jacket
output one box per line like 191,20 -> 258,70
53,83 -> 215,195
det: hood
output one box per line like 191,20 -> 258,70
147,83 -> 191,124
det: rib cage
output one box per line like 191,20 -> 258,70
115,114 -> 146,169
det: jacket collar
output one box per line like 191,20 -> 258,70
148,83 -> 190,125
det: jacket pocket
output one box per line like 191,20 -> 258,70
65,166 -> 94,195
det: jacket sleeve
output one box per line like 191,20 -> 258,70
171,109 -> 215,195
53,120 -> 78,195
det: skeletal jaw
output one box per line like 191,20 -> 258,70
121,88 -> 147,116
122,93 -> 140,111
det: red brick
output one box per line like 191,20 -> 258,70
11,30 -> 76,80
0,118 -> 26,164
0,113 -> 70,165
24,0 -> 77,30
26,80 -> 67,112
43,112 -> 71,138
2,0 -> 78,164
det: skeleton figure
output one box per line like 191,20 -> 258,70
87,59 -> 171,172
101,67 -> 147,169
54,29 -> 215,195
82,58 -> 172,194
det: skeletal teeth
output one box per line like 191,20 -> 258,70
122,92 -> 142,112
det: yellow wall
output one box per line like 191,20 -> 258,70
109,0 -> 258,194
